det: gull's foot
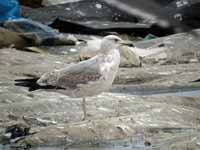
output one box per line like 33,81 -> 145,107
81,114 -> 87,121
81,97 -> 87,121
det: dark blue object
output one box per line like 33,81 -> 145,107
0,0 -> 21,22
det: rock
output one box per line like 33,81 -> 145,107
0,28 -> 28,49
119,46 -> 141,67
22,116 -> 57,126
19,0 -> 43,8
0,47 -> 200,149
21,0 -> 145,35
132,46 -> 169,64
15,95 -> 200,147
79,38 -> 141,67
134,29 -> 200,64
3,19 -> 77,46
1,123 -> 31,144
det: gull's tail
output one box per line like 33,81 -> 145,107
15,78 -> 65,91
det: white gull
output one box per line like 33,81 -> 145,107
37,35 -> 132,120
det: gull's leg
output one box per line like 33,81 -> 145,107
82,97 -> 87,120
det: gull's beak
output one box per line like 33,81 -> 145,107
120,41 -> 135,47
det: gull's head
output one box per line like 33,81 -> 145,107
100,35 -> 134,54
101,35 -> 122,51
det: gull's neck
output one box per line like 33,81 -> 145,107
99,48 -> 120,64
100,45 -> 117,56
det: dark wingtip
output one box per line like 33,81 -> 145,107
15,78 -> 41,91
191,79 -> 200,83
15,78 -> 39,83
15,78 -> 65,91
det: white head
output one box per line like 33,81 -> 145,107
100,35 -> 123,53
100,35 -> 134,54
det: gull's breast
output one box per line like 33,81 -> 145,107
70,51 -> 120,98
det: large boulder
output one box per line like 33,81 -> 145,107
0,27 -> 28,49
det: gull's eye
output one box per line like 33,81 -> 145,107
114,39 -> 119,42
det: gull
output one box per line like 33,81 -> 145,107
34,35 -> 132,120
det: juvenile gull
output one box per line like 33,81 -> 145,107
36,35 -> 131,120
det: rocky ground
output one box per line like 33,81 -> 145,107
0,30 -> 200,150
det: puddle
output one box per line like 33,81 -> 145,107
127,89 -> 200,97
112,85 -> 200,97
150,89 -> 200,96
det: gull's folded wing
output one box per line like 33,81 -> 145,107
38,56 -> 102,90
